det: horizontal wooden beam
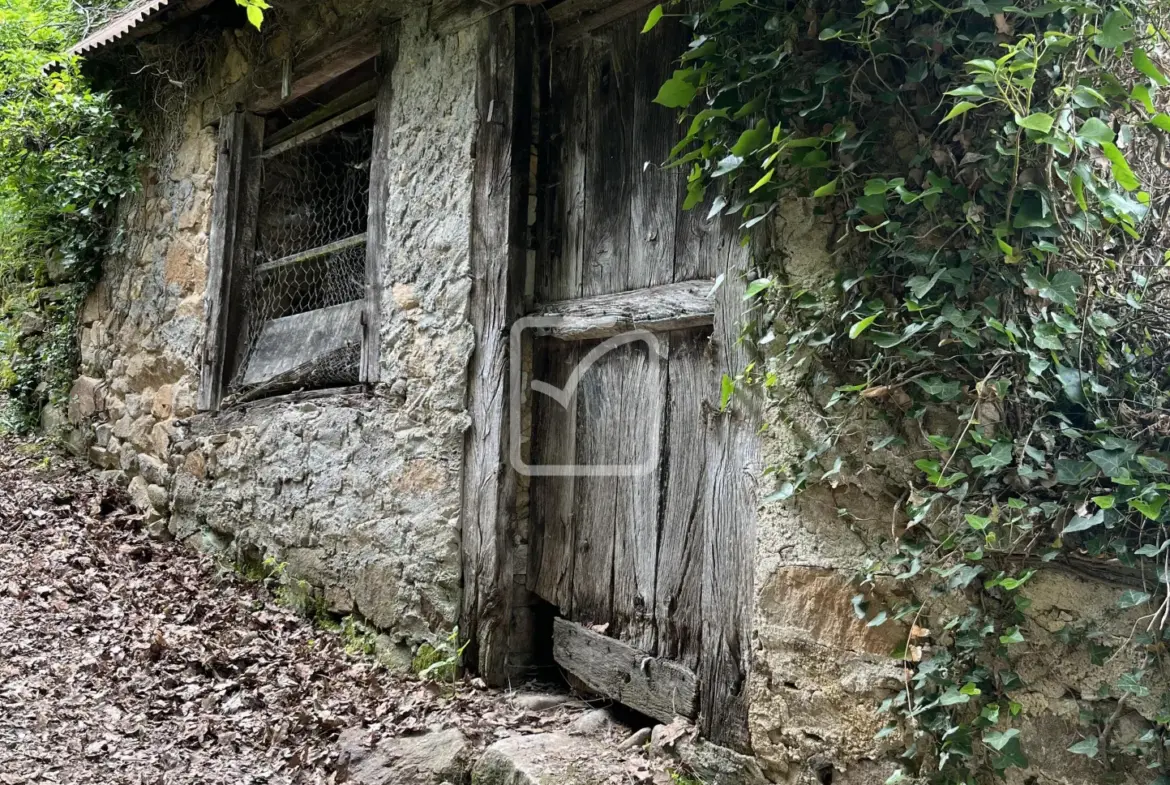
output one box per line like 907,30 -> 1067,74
262,78 -> 379,150
255,233 -> 367,274
552,617 -> 698,723
553,0 -> 658,46
261,100 -> 377,159
251,29 -> 381,114
530,279 -> 714,341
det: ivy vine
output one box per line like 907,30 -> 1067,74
649,0 -> 1170,781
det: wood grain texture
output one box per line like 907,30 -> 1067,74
697,227 -> 758,751
251,29 -> 381,113
530,279 -> 714,340
240,300 -> 364,386
553,617 -> 698,723
199,111 -> 262,411
569,342 -> 623,628
460,7 -> 533,684
580,18 -> 634,297
611,339 -> 664,653
654,330 -> 709,672
628,12 -> 681,290
262,78 -> 378,151
537,39 -> 587,302
362,28 -> 399,385
259,100 -> 377,159
527,340 -> 578,613
554,0 -> 659,46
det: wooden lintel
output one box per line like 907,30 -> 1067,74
255,233 -> 367,274
261,99 -> 377,159
263,79 -> 379,150
530,279 -> 715,340
430,0 -> 544,36
552,618 -> 698,723
554,0 -> 659,46
251,29 -> 381,113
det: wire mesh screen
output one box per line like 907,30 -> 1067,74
226,113 -> 374,403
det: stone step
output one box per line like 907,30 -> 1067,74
471,732 -> 629,785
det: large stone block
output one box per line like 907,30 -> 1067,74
67,376 -> 104,424
471,733 -> 627,785
338,727 -> 471,785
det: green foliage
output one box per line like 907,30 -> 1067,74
0,0 -> 142,427
415,626 -> 469,687
651,0 -> 1170,780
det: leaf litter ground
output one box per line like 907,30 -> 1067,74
0,438 -> 598,784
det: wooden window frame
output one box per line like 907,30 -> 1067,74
197,33 -> 395,411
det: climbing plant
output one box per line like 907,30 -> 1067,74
648,0 -> 1170,781
0,0 -> 143,428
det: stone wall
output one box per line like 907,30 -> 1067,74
747,200 -> 1164,785
63,3 -> 480,666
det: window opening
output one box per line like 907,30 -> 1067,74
226,109 -> 374,402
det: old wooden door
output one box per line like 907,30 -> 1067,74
525,7 -> 757,748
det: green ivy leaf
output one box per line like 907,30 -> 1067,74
1117,671 -> 1150,698
1063,509 -> 1104,534
642,4 -> 664,33
1092,494 -> 1115,509
1133,49 -> 1170,86
743,278 -> 772,299
719,373 -> 735,412
1128,494 -> 1166,521
1077,117 -> 1115,145
938,687 -> 971,705
1093,10 -> 1133,48
983,729 -> 1020,751
942,101 -> 982,122
1087,449 -> 1128,476
813,178 -> 838,198
849,313 -> 880,339
1117,590 -> 1151,609
1102,142 -> 1140,191
999,626 -> 1025,645
1017,112 -> 1054,133
1067,736 -> 1099,758
653,71 -> 697,108
971,442 -> 1013,471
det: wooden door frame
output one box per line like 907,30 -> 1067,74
459,2 -> 759,752
459,5 -> 535,685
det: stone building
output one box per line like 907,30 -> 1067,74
58,0 -> 1162,782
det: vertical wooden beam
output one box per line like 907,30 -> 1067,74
698,230 -> 759,751
461,6 -> 533,684
362,28 -> 401,385
199,109 -> 262,411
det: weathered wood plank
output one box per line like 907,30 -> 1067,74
554,0 -> 659,47
262,78 -> 379,151
362,28 -> 399,385
553,617 -> 698,723
199,110 -> 263,411
611,339 -> 664,653
530,279 -> 714,340
628,10 -> 681,290
429,0 -> 543,36
460,7 -> 533,684
537,38 -> 587,302
260,99 -> 377,159
580,18 -> 635,297
254,233 -> 367,274
654,330 -> 709,672
251,29 -> 381,113
697,228 -> 758,751
528,340 -> 578,613
570,342 -> 624,628
240,300 -> 363,387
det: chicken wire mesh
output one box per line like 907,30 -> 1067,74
226,114 -> 373,403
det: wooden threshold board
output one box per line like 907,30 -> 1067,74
552,617 -> 698,723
